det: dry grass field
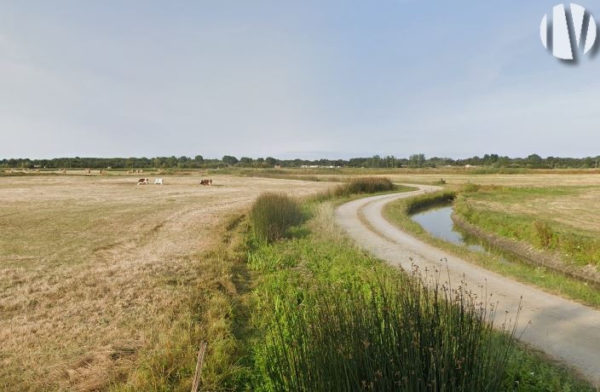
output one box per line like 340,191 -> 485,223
387,172 -> 600,187
349,171 -> 600,187
246,168 -> 600,187
459,186 -> 600,233
0,174 -> 331,391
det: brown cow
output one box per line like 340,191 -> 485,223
137,178 -> 150,185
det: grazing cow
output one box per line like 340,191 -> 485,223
154,178 -> 163,185
200,179 -> 213,186
137,178 -> 150,185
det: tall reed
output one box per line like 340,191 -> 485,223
255,272 -> 515,392
250,193 -> 304,243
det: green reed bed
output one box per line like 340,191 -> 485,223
256,275 -> 514,392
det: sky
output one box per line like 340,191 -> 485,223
1,1 -> 600,160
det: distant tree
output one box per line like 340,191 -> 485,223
526,154 -> 543,168
166,156 -> 178,167
383,155 -> 397,168
409,154 -> 426,168
239,157 -> 253,166
366,155 -> 382,168
2,153 -> 599,170
222,155 -> 239,166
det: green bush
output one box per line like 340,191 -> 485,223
404,191 -> 456,215
334,177 -> 395,197
250,193 -> 304,243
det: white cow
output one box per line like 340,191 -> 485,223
154,178 -> 163,185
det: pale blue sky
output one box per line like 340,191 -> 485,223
1,1 -> 599,159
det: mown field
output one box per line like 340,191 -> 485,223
0,174 -> 331,391
386,171 -> 600,187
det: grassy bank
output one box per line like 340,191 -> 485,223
383,191 -> 600,308
404,190 -> 456,214
454,186 -> 600,269
111,214 -> 251,391
241,195 -> 592,391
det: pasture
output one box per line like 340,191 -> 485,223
0,174 -> 330,391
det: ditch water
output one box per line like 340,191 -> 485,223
411,205 -> 486,253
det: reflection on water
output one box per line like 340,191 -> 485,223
411,206 -> 485,253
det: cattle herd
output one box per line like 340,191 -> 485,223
136,178 -> 213,186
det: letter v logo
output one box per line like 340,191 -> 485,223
540,3 -> 597,60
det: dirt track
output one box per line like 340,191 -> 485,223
335,186 -> 600,387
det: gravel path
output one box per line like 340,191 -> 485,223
335,187 -> 600,387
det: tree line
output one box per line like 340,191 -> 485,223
1,153 -> 599,169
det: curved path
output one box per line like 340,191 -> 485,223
335,186 -> 600,387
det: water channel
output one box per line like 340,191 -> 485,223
410,205 -> 486,253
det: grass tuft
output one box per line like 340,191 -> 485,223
249,193 -> 304,243
334,177 -> 395,196
314,177 -> 400,201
